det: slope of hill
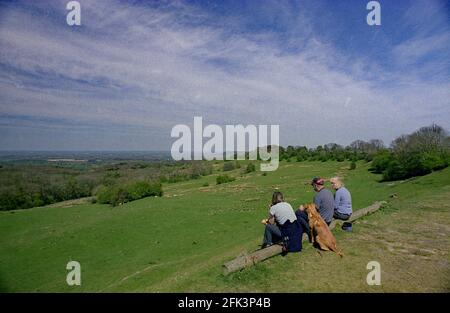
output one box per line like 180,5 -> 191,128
0,161 -> 449,292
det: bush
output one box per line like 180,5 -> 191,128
190,162 -> 212,179
110,187 -> 129,206
245,163 -> 256,173
96,185 -> 114,204
216,175 -> 235,185
350,161 -> 356,170
369,129 -> 449,181
96,181 -> 163,206
422,151 -> 448,171
223,162 -> 235,171
167,173 -> 189,183
370,150 -> 393,173
381,151 -> 448,181
382,159 -> 407,181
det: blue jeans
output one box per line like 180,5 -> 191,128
262,224 -> 282,246
334,210 -> 351,221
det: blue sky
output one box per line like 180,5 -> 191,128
0,0 -> 449,151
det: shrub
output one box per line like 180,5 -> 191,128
96,185 -> 114,204
422,151 -> 448,171
110,187 -> 129,206
167,173 -> 189,183
245,162 -> 256,173
96,181 -> 163,206
370,150 -> 393,173
382,160 -> 407,181
223,162 -> 235,171
350,161 -> 356,170
216,175 -> 235,185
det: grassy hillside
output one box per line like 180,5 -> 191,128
0,161 -> 449,292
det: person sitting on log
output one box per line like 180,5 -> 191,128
261,191 -> 303,252
295,205 -> 312,243
309,177 -> 335,226
330,176 -> 353,231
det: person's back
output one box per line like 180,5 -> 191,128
261,192 -> 301,251
270,201 -> 302,252
335,186 -> 352,215
270,202 -> 297,225
313,188 -> 335,224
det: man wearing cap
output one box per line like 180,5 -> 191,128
310,177 -> 335,225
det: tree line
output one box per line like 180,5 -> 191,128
0,124 -> 447,211
275,123 -> 449,181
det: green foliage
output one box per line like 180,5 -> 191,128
369,125 -> 449,181
245,162 -> 256,173
0,160 -> 210,211
350,161 -> 356,170
216,174 -> 235,185
379,150 -> 448,181
0,176 -> 93,211
96,181 -> 163,206
370,150 -> 392,174
277,140 -> 385,163
382,159 -> 407,181
223,162 -> 235,171
95,185 -> 115,204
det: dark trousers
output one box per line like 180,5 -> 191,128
333,211 -> 351,221
262,224 -> 282,246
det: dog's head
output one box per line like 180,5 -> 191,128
304,203 -> 319,219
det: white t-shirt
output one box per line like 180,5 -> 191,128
269,202 -> 297,225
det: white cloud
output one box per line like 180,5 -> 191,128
0,0 -> 449,150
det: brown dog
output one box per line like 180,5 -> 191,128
304,203 -> 343,257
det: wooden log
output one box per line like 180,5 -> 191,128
222,201 -> 386,275
222,245 -> 283,275
328,201 -> 386,230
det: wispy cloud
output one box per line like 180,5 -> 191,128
0,0 -> 449,150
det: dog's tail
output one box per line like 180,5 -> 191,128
331,245 -> 344,258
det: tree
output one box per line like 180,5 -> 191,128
379,124 -> 449,181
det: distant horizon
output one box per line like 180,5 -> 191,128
0,120 -> 447,155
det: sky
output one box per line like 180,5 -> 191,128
0,0 -> 449,151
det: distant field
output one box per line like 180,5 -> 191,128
0,161 -> 449,292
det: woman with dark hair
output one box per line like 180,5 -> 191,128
261,191 -> 303,252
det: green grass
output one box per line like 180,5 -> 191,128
0,161 -> 449,292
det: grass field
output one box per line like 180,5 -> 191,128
0,161 -> 449,292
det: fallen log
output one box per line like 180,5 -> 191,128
223,201 -> 386,275
328,200 -> 387,230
